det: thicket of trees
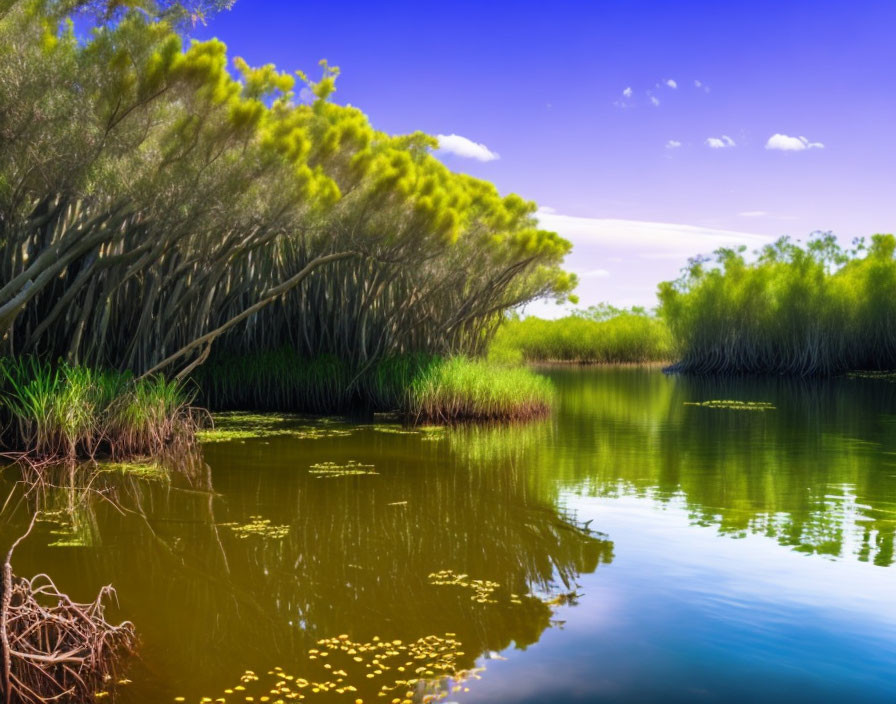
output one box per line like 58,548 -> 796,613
0,0 -> 575,381
659,233 -> 896,375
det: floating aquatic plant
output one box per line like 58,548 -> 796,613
428,569 -> 520,605
308,461 -> 378,478
846,370 -> 896,382
173,570 -> 578,703
369,425 -> 421,436
189,633 -> 481,704
97,460 -> 169,480
197,412 -> 353,443
683,400 -> 776,411
292,427 -> 354,440
219,516 -> 289,540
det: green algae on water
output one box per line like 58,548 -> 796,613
847,370 -> 896,382
96,460 -> 169,480
196,412 -> 301,442
197,412 -> 353,443
219,516 -> 289,540
369,424 -> 421,436
308,461 -> 378,478
292,427 -> 353,440
684,400 -> 776,411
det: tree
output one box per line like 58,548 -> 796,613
0,1 -> 576,377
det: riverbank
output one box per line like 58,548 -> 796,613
0,354 -> 553,461
0,358 -> 197,462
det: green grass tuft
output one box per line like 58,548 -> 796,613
405,357 -> 554,423
0,357 -> 196,461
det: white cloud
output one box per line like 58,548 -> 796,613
737,210 -> 799,221
523,209 -> 773,315
666,140 -> 682,149
435,134 -> 499,162
649,95 -> 660,107
694,79 -> 702,88
578,268 -> 610,278
536,209 -> 771,259
665,79 -> 677,89
622,86 -> 632,98
705,135 -> 735,149
765,133 -> 824,151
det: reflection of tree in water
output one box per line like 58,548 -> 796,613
536,367 -> 896,566
1,430 -> 612,702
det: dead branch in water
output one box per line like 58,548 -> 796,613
0,515 -> 135,703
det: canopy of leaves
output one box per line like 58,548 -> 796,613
0,0 -> 575,376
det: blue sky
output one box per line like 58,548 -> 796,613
195,1 -> 896,312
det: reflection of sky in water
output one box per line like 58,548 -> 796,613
4,367 -> 896,703
469,493 -> 896,703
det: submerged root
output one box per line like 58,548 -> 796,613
1,519 -> 135,703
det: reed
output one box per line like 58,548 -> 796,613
0,358 -> 195,460
192,350 -> 553,421
659,233 -> 896,376
405,357 -> 554,423
490,306 -> 673,364
194,350 -> 355,413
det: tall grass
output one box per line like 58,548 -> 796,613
490,305 -> 674,364
405,357 -> 554,423
0,358 -> 195,460
194,350 -> 355,413
659,233 -> 896,375
193,350 -> 553,421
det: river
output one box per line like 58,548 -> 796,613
3,366 -> 895,703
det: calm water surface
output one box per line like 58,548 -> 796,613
3,367 -> 896,703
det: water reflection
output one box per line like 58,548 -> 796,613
0,367 -> 894,702
1,422 -> 610,702
541,367 -> 896,566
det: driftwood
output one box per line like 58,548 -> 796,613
0,516 -> 135,703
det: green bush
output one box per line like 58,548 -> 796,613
405,357 -> 554,422
490,306 -> 673,364
659,233 -> 896,375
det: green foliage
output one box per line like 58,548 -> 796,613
489,307 -> 673,364
659,233 -> 896,375
405,357 -> 554,423
192,350 -> 553,422
0,1 -> 575,379
0,357 -> 195,459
